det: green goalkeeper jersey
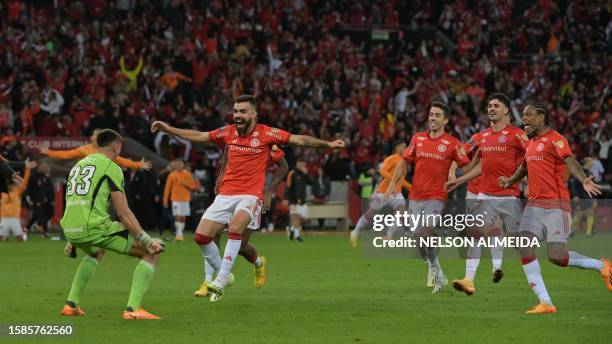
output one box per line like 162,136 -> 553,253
60,153 -> 125,240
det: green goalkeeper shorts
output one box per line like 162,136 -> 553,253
68,221 -> 135,256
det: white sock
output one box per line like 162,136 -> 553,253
254,256 -> 262,267
175,222 -> 185,237
352,216 -> 369,236
204,259 -> 214,282
214,236 -> 242,287
567,251 -> 604,271
199,242 -> 222,272
491,246 -> 503,272
293,227 -> 301,238
465,246 -> 481,281
522,259 -> 553,305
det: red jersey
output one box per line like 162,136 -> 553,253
464,133 -> 484,194
476,125 -> 528,197
524,129 -> 572,211
403,131 -> 470,201
210,124 -> 291,199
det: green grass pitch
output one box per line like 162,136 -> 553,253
0,233 -> 610,344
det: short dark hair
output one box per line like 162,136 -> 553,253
391,140 -> 405,151
530,102 -> 550,126
234,94 -> 257,108
430,101 -> 450,118
96,129 -> 123,147
487,93 -> 511,114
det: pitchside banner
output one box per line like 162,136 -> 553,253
356,198 -> 612,259
20,137 -> 90,150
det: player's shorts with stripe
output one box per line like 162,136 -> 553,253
289,204 -> 308,218
63,221 -> 135,256
0,218 -> 23,237
520,205 -> 572,243
172,201 -> 191,217
369,192 -> 405,211
472,193 -> 522,233
203,195 -> 263,230
408,200 -> 444,232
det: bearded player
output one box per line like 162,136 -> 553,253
445,93 -> 529,295
386,101 -> 471,293
499,103 -> 610,314
151,94 -> 344,302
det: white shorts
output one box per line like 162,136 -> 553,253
172,201 -> 191,217
520,206 -> 572,243
0,218 -> 23,238
203,195 -> 263,230
289,204 -> 308,218
370,192 -> 406,211
472,193 -> 522,233
408,200 -> 445,232
465,191 -> 479,213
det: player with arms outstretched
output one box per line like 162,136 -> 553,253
386,101 -> 472,293
350,140 -> 410,247
60,129 -> 165,319
499,104 -> 610,314
151,94 -> 344,302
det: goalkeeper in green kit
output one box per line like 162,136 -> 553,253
60,129 -> 165,320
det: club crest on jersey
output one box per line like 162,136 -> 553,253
498,135 -> 507,143
437,144 -> 447,152
536,143 -> 545,151
250,138 -> 260,147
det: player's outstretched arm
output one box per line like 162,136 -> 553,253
564,157 -> 603,198
499,161 -> 527,189
151,121 -> 210,143
111,191 -> 165,254
384,159 -> 407,198
288,135 -> 345,149
445,162 -> 482,191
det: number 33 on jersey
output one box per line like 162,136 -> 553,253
60,153 -> 125,238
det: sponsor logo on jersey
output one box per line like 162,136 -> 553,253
536,143 -> 545,151
456,146 -> 466,156
483,132 -> 490,137
441,139 -> 450,144
417,151 -> 445,160
416,136 -> 426,141
498,135 -> 507,143
502,130 -> 509,135
271,127 -> 279,132
266,131 -> 282,140
554,140 -> 564,149
252,131 -> 259,137
250,138 -> 260,147
437,144 -> 447,152
219,126 -> 226,131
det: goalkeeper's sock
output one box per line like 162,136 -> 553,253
127,260 -> 156,310
67,255 -> 98,305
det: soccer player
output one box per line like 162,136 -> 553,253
163,159 -> 198,241
499,104 -> 610,314
0,159 -> 36,241
386,101 -> 471,293
286,160 -> 311,242
39,128 -> 152,170
445,93 -> 529,295
60,129 -> 165,319
151,94 -> 344,302
349,140 -> 410,248
194,145 -> 288,297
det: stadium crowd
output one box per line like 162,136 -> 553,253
0,0 -> 610,237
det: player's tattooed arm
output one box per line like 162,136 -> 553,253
499,161 -> 527,188
151,121 -> 210,143
564,157 -> 602,198
288,135 -> 345,149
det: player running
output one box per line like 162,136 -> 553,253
349,140 -> 410,247
60,129 -> 165,319
445,93 -> 529,295
499,104 -> 610,314
194,145 -> 288,298
386,101 -> 471,293
39,128 -> 152,170
163,159 -> 199,241
151,94 -> 344,302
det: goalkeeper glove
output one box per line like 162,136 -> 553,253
136,231 -> 166,254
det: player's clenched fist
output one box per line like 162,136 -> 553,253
328,139 -> 346,149
498,176 -> 511,189
151,121 -> 170,133
137,232 -> 166,254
